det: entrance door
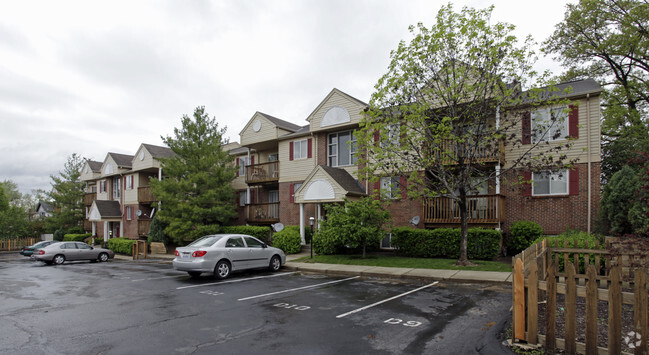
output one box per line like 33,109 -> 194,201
269,190 -> 279,219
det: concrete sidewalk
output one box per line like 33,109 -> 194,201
116,250 -> 512,285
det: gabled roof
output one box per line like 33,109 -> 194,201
306,88 -> 368,122
521,78 -> 602,102
320,165 -> 366,196
257,112 -> 302,132
36,201 -> 53,213
142,144 -> 174,159
107,152 -> 134,169
278,125 -> 311,140
89,200 -> 122,220
86,160 -> 102,173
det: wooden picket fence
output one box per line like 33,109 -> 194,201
0,238 -> 36,251
513,238 -> 649,354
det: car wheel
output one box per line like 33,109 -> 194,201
269,255 -> 281,272
188,271 -> 201,279
98,253 -> 109,262
53,254 -> 65,265
214,260 -> 231,280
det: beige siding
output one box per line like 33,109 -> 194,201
240,113 -> 280,146
80,162 -> 100,182
308,90 -> 366,133
294,167 -> 347,203
123,173 -> 138,204
503,95 -> 601,169
131,146 -> 161,171
278,139 -> 315,182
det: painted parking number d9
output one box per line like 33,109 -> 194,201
274,303 -> 310,311
384,318 -> 422,327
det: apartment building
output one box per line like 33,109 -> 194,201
81,144 -> 174,241
233,80 -> 602,243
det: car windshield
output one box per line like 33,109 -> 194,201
188,235 -> 224,247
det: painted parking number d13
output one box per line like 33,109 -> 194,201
274,303 -> 310,311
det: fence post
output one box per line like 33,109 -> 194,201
527,261 -> 538,345
565,262 -> 577,355
585,265 -> 598,354
513,258 -> 525,341
609,265 -> 622,354
545,262 -> 556,353
634,269 -> 648,355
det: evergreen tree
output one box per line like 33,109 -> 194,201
47,153 -> 86,231
150,106 -> 237,244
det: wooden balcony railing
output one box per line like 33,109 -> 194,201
423,194 -> 505,224
246,202 -> 280,224
246,161 -> 279,185
138,219 -> 152,236
84,193 -> 97,206
433,139 -> 504,165
138,186 -> 156,203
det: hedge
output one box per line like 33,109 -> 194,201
107,237 -> 138,255
63,233 -> 92,242
391,227 -> 501,260
531,230 -> 604,273
271,226 -> 303,254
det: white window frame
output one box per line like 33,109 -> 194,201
328,130 -> 357,167
293,139 -> 308,160
126,206 -> 132,220
381,124 -> 400,148
381,232 -> 394,250
380,176 -> 400,200
125,175 -> 133,190
112,177 -> 121,199
532,106 -> 568,143
532,169 -> 569,196
238,156 -> 250,177
239,190 -> 247,207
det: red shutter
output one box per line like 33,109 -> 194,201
289,142 -> 294,161
569,105 -> 579,138
400,176 -> 407,200
523,171 -> 532,196
307,138 -> 312,159
569,167 -> 579,195
522,112 -> 531,144
373,130 -> 380,145
236,158 -> 240,177
289,184 -> 295,203
374,179 -> 381,198
251,156 -> 255,165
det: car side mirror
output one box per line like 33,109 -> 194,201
262,243 -> 268,248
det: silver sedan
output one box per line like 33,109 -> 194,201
32,242 -> 115,265
172,234 -> 286,279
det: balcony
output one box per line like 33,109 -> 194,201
246,161 -> 279,185
137,219 -> 152,236
433,138 -> 504,165
246,202 -> 280,224
423,194 -> 505,225
138,186 -> 156,203
84,193 -> 96,206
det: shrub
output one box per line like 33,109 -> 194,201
107,237 -> 138,255
508,220 -> 544,254
391,227 -> 501,260
271,227 -> 303,254
63,233 -> 92,242
53,228 -> 65,242
532,230 -> 603,273
221,226 -> 271,244
147,218 -> 167,244
67,226 -> 85,234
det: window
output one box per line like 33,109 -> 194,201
125,175 -> 133,189
533,170 -> 568,196
380,176 -> 401,199
328,131 -> 357,167
239,191 -> 247,207
293,139 -> 308,160
100,180 -> 106,193
226,237 -> 245,248
532,106 -> 568,143
268,153 -> 279,162
112,177 -> 121,199
244,236 -> 264,248
238,157 -> 250,177
381,233 -> 394,249
126,206 -> 132,220
381,124 -> 400,148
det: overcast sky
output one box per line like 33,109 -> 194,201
0,0 -> 574,195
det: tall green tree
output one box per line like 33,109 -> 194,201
150,106 -> 237,244
357,4 -> 574,265
0,180 -> 31,239
544,0 -> 649,182
47,153 -> 85,231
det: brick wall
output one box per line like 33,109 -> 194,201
279,182 -> 316,227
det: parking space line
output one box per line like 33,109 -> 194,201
336,281 -> 439,319
131,275 -> 187,282
176,272 -> 298,290
238,276 -> 360,301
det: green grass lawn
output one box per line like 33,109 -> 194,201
295,254 -> 512,272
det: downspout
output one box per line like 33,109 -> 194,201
246,148 -> 251,205
586,94 -> 592,234
495,106 -> 501,231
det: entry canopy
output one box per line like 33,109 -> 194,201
294,165 -> 366,204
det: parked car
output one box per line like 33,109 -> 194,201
32,242 -> 115,265
20,240 -> 57,257
173,234 -> 286,279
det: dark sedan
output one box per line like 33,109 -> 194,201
20,240 -> 57,257
32,242 -> 115,265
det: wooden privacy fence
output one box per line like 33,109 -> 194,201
0,238 -> 35,251
513,238 -> 649,354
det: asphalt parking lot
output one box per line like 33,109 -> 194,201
0,253 -> 514,354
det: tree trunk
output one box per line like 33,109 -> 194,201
456,192 -> 477,266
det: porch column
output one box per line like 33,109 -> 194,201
119,221 -> 123,237
317,204 -> 322,230
103,222 -> 109,242
92,222 -> 96,236
299,203 -> 306,245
